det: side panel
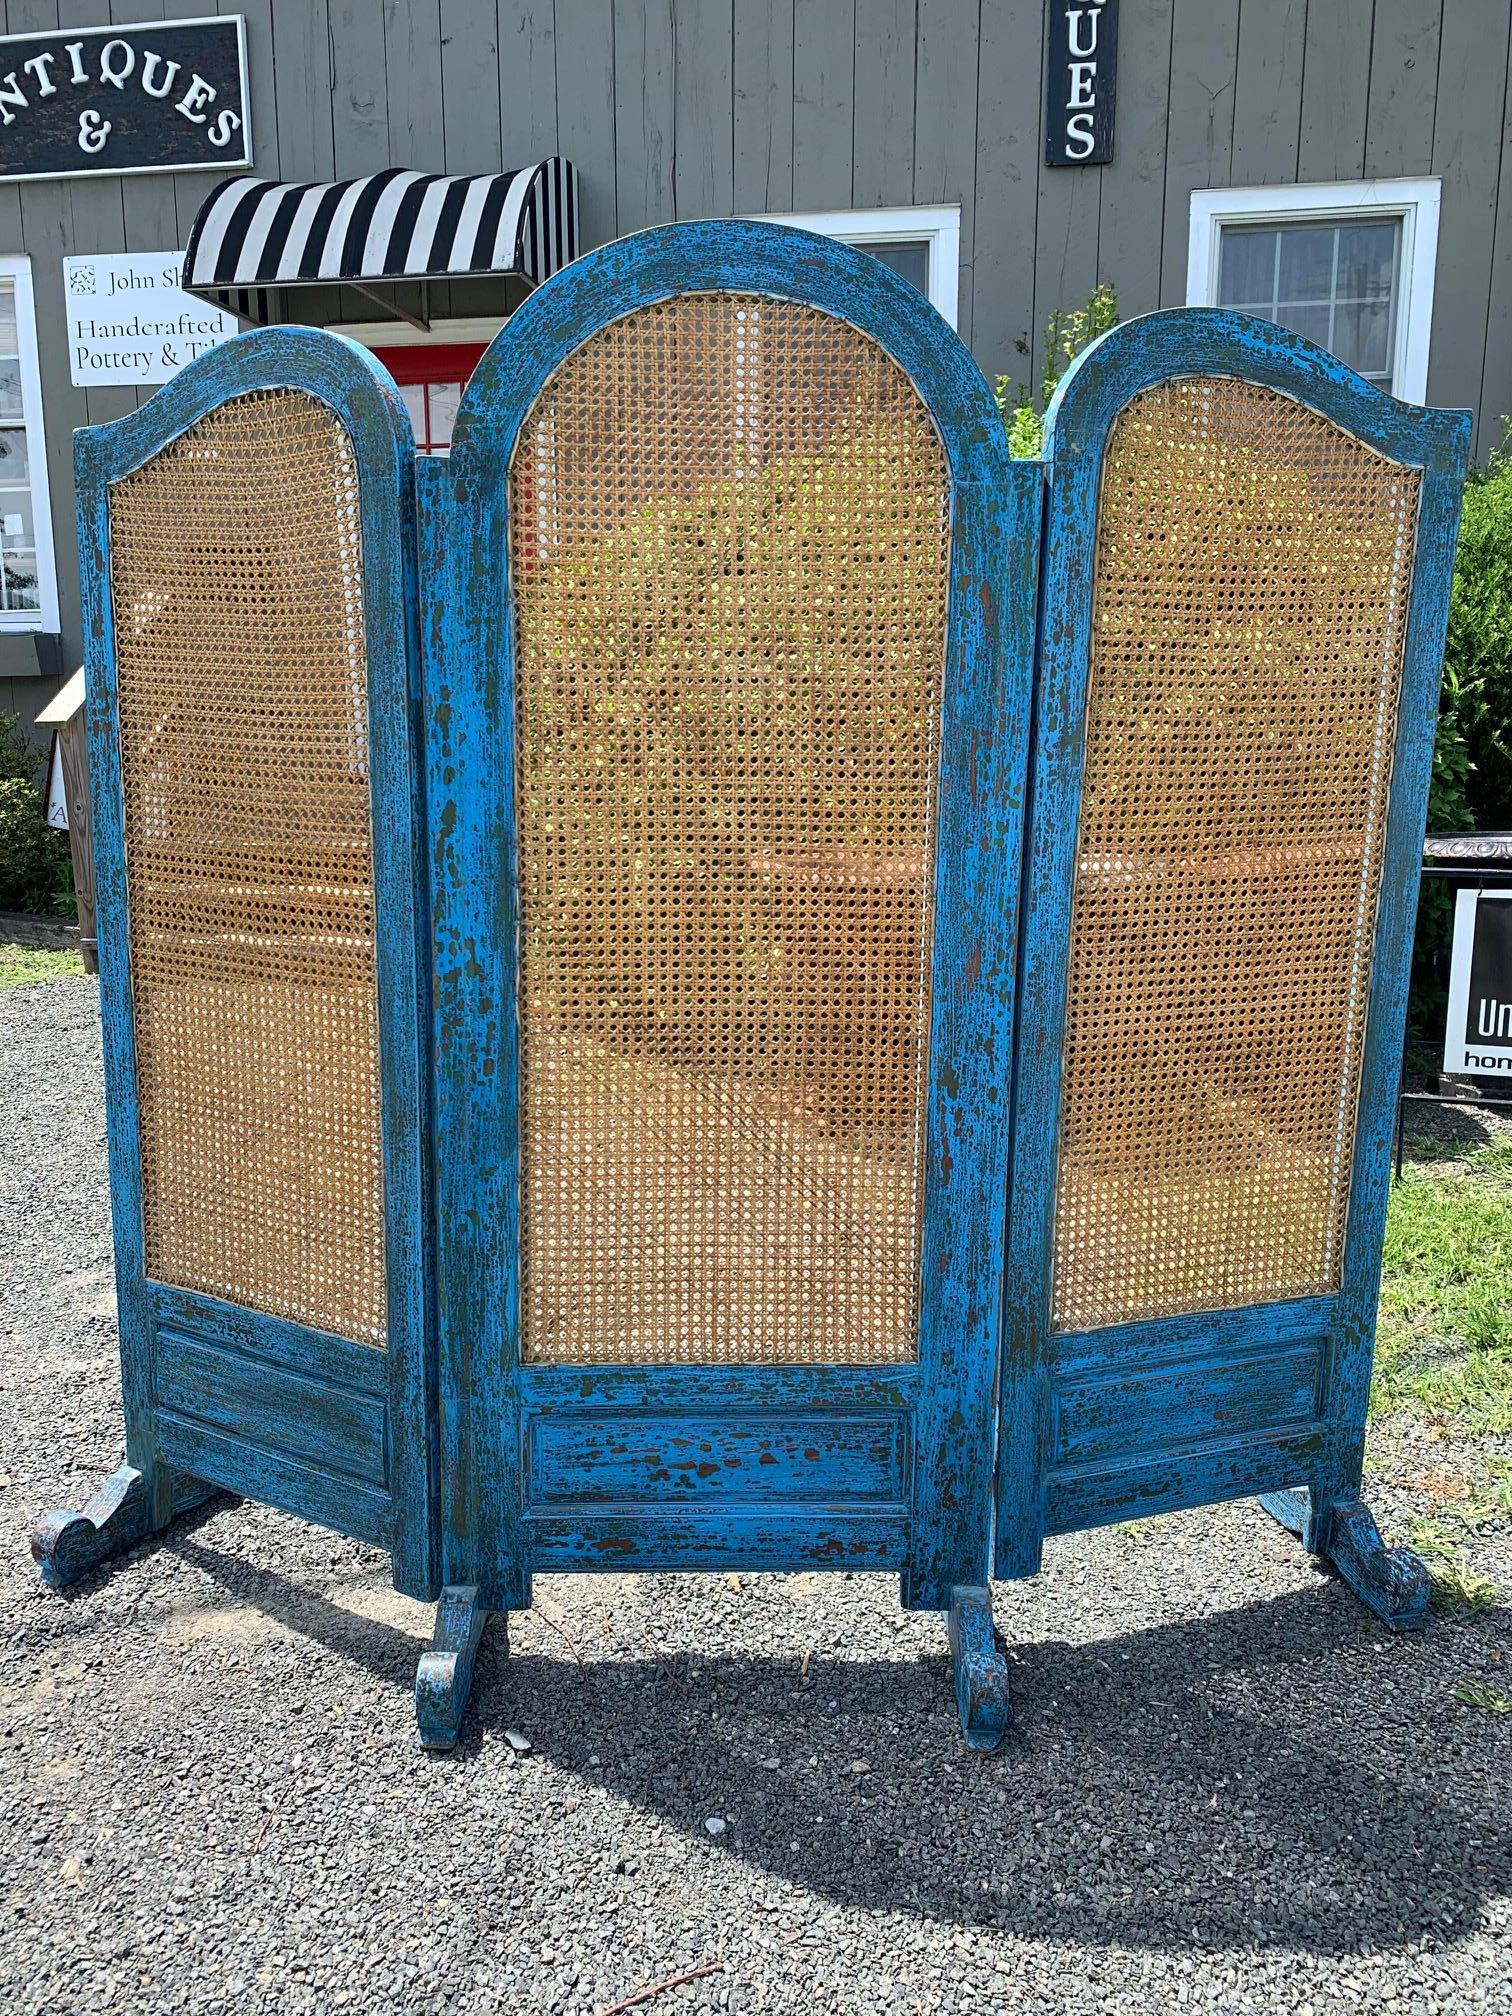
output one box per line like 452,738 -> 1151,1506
997,310 -> 1471,1576
78,329 -> 436,1596
428,221 -> 1036,1610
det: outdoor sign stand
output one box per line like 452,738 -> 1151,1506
1395,834 -> 1512,1175
31,223 -> 1470,1754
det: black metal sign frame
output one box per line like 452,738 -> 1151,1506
0,16 -> 250,183
1046,0 -> 1118,167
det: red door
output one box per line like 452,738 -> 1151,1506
372,342 -> 487,454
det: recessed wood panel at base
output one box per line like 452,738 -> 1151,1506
507,291 -> 953,1368
1051,376 -> 1420,1336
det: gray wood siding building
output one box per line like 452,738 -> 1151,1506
2,0 -> 1510,717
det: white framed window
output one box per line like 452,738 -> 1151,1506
0,256 -> 56,633
1187,180 -> 1440,404
750,206 -> 961,330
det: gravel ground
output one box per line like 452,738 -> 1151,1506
3,973 -> 1510,2016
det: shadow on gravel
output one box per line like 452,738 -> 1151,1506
165,1538 -> 1511,1959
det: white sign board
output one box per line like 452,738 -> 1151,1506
63,250 -> 237,386
1444,888 -> 1512,1078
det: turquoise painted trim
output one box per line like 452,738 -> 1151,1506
519,1363 -> 918,1412
432,219 -> 1035,1609
75,325 -> 437,1600
522,1507 -> 909,1574
1044,1426 -> 1329,1536
145,1284 -> 389,1397
996,306 -> 1471,1580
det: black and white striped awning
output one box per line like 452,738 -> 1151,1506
183,160 -> 578,325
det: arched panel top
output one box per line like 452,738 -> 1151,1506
1042,307 -> 1471,479
450,219 -> 1010,493
74,322 -> 417,496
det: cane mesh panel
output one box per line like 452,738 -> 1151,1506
108,389 -> 386,1346
1051,376 -> 1419,1334
509,293 -> 951,1365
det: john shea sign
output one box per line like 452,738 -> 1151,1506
0,17 -> 249,181
1047,0 -> 1118,166
64,252 -> 236,386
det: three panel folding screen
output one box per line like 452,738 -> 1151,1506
35,223 -> 1471,1751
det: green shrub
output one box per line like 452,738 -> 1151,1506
1410,420 -> 1512,1034
995,282 -> 1118,459
0,712 -> 74,916
1445,422 -> 1512,829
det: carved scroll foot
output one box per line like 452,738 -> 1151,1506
947,1584 -> 1011,1752
416,1585 -> 498,1751
30,1464 -> 217,1591
1261,1486 -> 1431,1631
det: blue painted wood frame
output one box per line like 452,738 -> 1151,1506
76,326 -> 438,1599
425,220 -> 1039,1613
995,309 -> 1471,1580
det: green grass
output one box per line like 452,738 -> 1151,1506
0,942 -> 83,990
1373,1139 -> 1512,1437
1456,1677 -> 1512,1714
1405,1516 -> 1504,1614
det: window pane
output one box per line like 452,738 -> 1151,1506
1334,299 -> 1392,378
1276,224 -> 1336,302
0,489 -> 37,545
1217,227 -> 1276,307
427,380 -> 462,448
0,356 -> 22,419
0,426 -> 29,483
1275,301 -> 1333,349
398,381 -> 426,442
0,284 -> 16,358
863,240 -> 930,297
3,548 -> 38,611
1337,220 -> 1398,301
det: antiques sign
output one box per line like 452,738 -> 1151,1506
1445,889 -> 1512,1077
1046,0 -> 1118,166
64,251 -> 238,386
0,17 -> 249,181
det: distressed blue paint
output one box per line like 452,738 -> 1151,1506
155,1332 -> 389,1488
1050,1293 -> 1337,1378
1046,1427 -> 1329,1537
1261,1488 -> 1431,1629
997,306 -> 1471,1592
435,221 -> 1038,1642
520,1363 -> 918,1413
527,1412 -> 909,1507
416,1587 -> 496,1751
1051,1342 -> 1323,1469
65,326 -> 437,1601
146,1285 -> 389,1398
948,1586 -> 1011,1753
31,1466 -> 219,1591
522,1506 -> 909,1574
154,1414 -> 393,1548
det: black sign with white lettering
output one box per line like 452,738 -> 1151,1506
1046,0 -> 1118,167
0,17 -> 249,181
1445,889 -> 1512,1078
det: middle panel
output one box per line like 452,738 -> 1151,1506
427,221 -> 1037,1614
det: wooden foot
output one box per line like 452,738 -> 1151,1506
947,1584 -> 1011,1752
30,1464 -> 217,1591
415,1585 -> 497,1751
1261,1486 -> 1431,1631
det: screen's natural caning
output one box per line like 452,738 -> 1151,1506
107,389 -> 387,1346
508,293 -> 952,1365
1051,375 -> 1420,1334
